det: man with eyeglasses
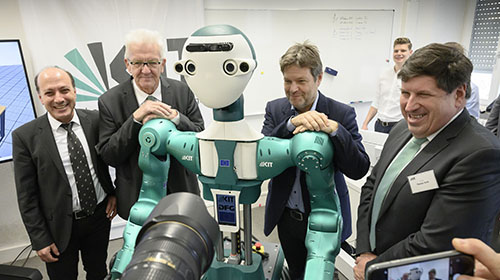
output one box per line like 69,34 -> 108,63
97,29 -> 204,219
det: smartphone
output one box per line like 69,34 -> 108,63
366,250 -> 474,280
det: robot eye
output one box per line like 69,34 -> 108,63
185,60 -> 196,75
239,62 -> 249,73
223,60 -> 237,76
174,63 -> 183,73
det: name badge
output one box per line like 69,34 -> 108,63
407,170 -> 439,194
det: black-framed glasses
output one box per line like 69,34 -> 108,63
128,60 -> 162,69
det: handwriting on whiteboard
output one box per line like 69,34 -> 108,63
332,14 -> 377,40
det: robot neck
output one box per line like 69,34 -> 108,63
213,95 -> 244,122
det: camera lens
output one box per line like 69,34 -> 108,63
121,193 -> 219,280
185,61 -> 196,75
239,62 -> 249,73
174,63 -> 183,73
223,60 -> 237,75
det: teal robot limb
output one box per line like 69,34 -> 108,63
292,132 -> 342,279
108,121 -> 170,279
109,119 -> 200,279
258,131 -> 342,279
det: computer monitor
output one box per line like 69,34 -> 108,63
0,40 -> 36,163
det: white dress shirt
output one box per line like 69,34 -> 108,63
372,66 -> 403,122
47,112 -> 106,211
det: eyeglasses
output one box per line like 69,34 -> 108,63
128,60 -> 162,69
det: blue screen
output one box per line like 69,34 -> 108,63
216,194 -> 236,226
0,40 -> 36,163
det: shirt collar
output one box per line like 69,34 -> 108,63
291,90 -> 320,113
47,110 -> 80,132
133,79 -> 162,104
426,108 -> 464,142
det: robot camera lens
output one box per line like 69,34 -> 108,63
174,63 -> 183,73
223,60 -> 237,75
185,61 -> 196,75
225,63 -> 235,72
239,62 -> 249,73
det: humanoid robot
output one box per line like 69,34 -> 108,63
110,24 -> 342,280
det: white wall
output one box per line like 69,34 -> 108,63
0,0 -> 477,264
0,0 -> 43,264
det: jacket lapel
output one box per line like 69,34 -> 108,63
77,109 -> 98,168
315,91 -> 331,116
124,78 -> 140,115
378,110 -> 470,218
160,77 -> 171,104
38,114 -> 69,183
280,100 -> 293,121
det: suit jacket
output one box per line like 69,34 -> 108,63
262,92 -> 370,242
13,109 -> 114,252
356,110 -> 500,265
485,96 -> 500,137
97,76 -> 204,219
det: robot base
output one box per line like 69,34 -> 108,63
203,241 -> 285,280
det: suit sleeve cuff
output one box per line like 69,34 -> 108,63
286,117 -> 296,132
171,112 -> 180,125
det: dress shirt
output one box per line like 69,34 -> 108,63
372,67 -> 403,122
284,92 -> 321,212
381,109 -> 464,181
133,79 -> 180,125
47,112 -> 106,211
466,82 -> 480,119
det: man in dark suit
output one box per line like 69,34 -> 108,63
354,44 -> 500,280
97,29 -> 204,219
262,41 -> 370,279
13,67 -> 117,279
485,96 -> 500,137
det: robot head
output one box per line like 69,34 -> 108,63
174,25 -> 257,109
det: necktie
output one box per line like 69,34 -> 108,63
146,95 -> 158,102
369,137 -> 427,250
61,122 -> 97,216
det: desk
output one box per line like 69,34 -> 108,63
0,106 -> 5,142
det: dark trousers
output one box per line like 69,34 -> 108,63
375,119 -> 397,134
46,201 -> 111,280
278,208 -> 308,280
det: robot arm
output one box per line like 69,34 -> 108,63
110,119 -> 201,279
257,131 -> 342,280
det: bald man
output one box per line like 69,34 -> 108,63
13,67 -> 117,279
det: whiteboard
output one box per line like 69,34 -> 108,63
205,9 -> 395,115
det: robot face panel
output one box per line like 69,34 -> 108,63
174,26 -> 257,109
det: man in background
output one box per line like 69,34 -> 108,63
428,269 -> 442,280
97,29 -> 204,219
262,41 -> 370,279
444,41 -> 480,119
13,67 -> 117,279
486,96 -> 500,136
354,43 -> 500,280
362,37 -> 413,133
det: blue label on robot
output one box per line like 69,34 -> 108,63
220,159 -> 230,167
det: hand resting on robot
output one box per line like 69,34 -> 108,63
291,110 -> 339,135
133,98 -> 178,124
